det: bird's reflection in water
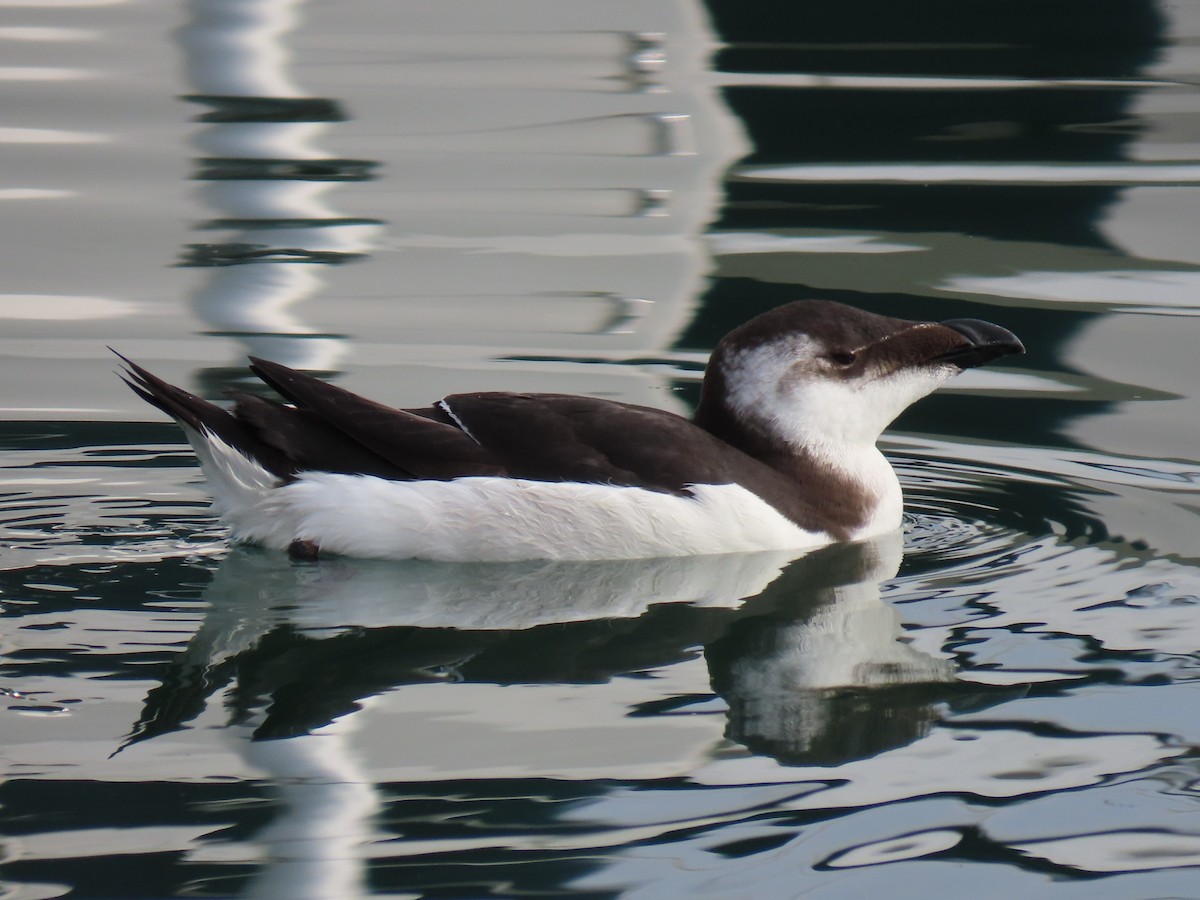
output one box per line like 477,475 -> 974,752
122,535 -> 1008,898
706,535 -> 962,766
125,532 -> 982,764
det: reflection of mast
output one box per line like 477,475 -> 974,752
240,723 -> 379,900
176,0 -> 382,383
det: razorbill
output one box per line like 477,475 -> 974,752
117,300 -> 1023,562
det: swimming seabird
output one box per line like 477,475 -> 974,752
117,300 -> 1023,562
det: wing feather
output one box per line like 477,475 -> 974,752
439,392 -> 738,493
246,357 -> 506,479
121,355 -> 751,495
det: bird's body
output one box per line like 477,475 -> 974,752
119,300 -> 1023,561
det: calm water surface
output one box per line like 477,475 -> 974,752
3,1 -> 1200,898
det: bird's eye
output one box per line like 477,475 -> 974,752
829,351 -> 857,366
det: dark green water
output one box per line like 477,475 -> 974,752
4,1 -> 1200,897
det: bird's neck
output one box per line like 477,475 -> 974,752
694,391 -> 902,538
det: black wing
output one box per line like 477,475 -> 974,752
243,357 -> 505,479
432,391 -> 739,493
117,353 -> 500,481
117,354 -> 742,492
247,357 -> 744,493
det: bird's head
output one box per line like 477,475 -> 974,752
697,300 -> 1024,457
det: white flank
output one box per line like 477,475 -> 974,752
265,475 -> 824,562
181,430 -> 841,562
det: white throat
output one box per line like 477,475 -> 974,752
719,336 -> 955,538
720,336 -> 954,457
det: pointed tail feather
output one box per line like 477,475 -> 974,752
113,349 -> 221,431
112,349 -> 292,478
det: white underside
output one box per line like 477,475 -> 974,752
182,427 -> 900,562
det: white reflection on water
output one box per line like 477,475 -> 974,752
0,26 -> 95,40
177,0 -> 380,371
708,231 -> 925,255
0,126 -> 109,143
235,722 -> 381,900
691,728 -> 1178,797
715,73 -> 1176,91
944,269 -> 1200,309
185,543 -> 808,635
0,294 -> 134,320
0,188 -> 73,200
737,162 -> 1200,185
0,67 -> 95,81
1014,830 -> 1200,873
824,828 -> 964,868
0,0 -> 131,6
